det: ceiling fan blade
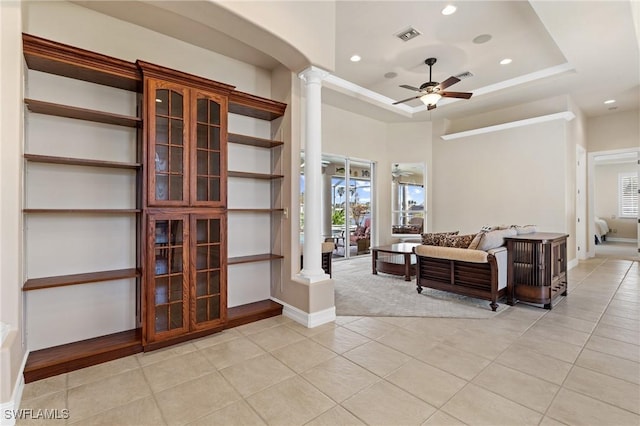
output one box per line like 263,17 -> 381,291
436,76 -> 460,90
441,91 -> 473,99
427,103 -> 437,111
399,84 -> 423,92
392,95 -> 422,105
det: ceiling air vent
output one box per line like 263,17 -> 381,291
395,27 -> 421,42
455,71 -> 474,80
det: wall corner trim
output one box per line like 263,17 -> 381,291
271,297 -> 336,328
0,350 -> 28,426
441,111 -> 576,140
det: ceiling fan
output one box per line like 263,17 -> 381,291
393,57 -> 473,110
391,164 -> 412,177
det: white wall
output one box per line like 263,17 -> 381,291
0,0 -> 26,407
587,110 -> 640,152
431,119 -> 569,237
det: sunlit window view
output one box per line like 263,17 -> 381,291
391,163 -> 425,236
300,154 -> 373,259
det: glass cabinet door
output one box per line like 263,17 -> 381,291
191,214 -> 226,329
148,80 -> 189,206
192,91 -> 226,206
147,214 -> 189,341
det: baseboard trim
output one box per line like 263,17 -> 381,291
604,237 -> 637,243
0,350 -> 28,426
271,298 -> 336,328
568,258 -> 579,270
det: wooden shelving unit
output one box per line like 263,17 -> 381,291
228,171 -> 284,179
228,253 -> 285,265
228,133 -> 284,148
24,99 -> 141,128
21,33 -> 288,383
23,268 -> 141,291
23,329 -> 143,383
24,154 -> 141,170
228,208 -> 284,213
24,209 -> 142,214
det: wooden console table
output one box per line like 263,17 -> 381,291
371,243 -> 420,281
505,232 -> 569,309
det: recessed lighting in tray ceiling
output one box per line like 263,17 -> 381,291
473,34 -> 492,44
442,5 -> 457,15
350,54 -> 361,62
604,99 -> 616,104
500,58 -> 512,65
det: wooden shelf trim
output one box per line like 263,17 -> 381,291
23,329 -> 142,383
226,299 -> 283,329
23,33 -> 141,92
229,90 -> 287,121
228,253 -> 284,265
23,268 -> 140,291
23,208 -> 141,214
228,171 -> 284,180
25,153 -> 141,170
228,133 -> 283,148
25,98 -> 141,128
228,208 -> 284,213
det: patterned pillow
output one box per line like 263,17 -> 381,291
421,231 -> 459,246
442,233 -> 477,249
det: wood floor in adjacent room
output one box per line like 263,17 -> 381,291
18,257 -> 639,426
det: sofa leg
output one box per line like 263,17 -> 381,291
416,285 -> 423,294
489,302 -> 498,312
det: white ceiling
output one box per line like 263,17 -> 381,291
74,1 -> 640,123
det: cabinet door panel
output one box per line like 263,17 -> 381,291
146,214 -> 189,342
147,80 -> 189,206
190,214 -> 226,330
191,91 -> 227,206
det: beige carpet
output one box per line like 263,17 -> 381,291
332,256 -> 510,318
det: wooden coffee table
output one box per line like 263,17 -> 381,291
371,243 -> 420,281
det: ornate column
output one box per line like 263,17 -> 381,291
298,66 -> 330,283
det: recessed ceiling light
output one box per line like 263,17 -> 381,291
350,55 -> 361,62
604,99 -> 616,104
500,58 -> 512,65
473,34 -> 492,44
442,5 -> 457,15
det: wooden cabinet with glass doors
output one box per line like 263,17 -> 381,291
146,213 -> 226,344
140,62 -> 233,346
145,78 -> 227,207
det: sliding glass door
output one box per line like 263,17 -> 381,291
300,154 -> 374,259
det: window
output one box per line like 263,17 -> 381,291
391,163 -> 425,235
618,172 -> 638,218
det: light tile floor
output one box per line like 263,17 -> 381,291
18,257 -> 639,425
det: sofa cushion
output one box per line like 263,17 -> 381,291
469,228 -> 517,251
421,231 -> 458,246
414,245 -> 489,263
442,233 -> 477,248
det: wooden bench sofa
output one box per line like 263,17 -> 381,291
413,245 -> 508,311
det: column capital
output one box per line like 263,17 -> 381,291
298,66 -> 330,84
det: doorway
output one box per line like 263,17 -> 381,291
588,148 -> 639,259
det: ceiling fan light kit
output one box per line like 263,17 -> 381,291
393,57 -> 473,110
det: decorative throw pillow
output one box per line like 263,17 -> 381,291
474,228 -> 517,251
514,225 -> 537,235
442,233 -> 477,249
421,231 -> 458,246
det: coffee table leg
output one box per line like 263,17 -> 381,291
372,250 -> 378,275
404,253 -> 410,281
